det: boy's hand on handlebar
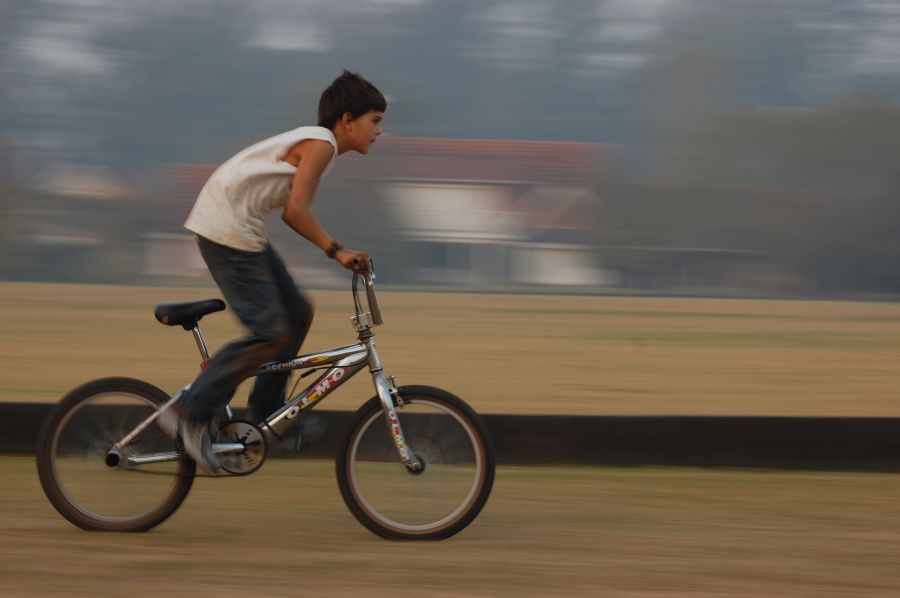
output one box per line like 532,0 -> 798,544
336,248 -> 370,273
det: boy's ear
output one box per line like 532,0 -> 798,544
341,112 -> 354,127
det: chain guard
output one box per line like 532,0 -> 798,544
214,420 -> 267,475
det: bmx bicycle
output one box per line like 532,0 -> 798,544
36,269 -> 495,540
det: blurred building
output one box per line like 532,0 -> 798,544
3,163 -> 142,283
151,137 -> 615,289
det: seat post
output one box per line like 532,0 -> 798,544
191,324 -> 211,362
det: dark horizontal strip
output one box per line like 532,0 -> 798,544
6,403 -> 900,471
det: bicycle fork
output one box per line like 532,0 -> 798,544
367,340 -> 423,473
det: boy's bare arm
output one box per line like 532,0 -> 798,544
282,140 -> 369,271
282,140 -> 336,251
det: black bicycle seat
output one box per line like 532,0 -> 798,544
154,299 -> 225,330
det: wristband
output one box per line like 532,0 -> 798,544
325,240 -> 344,259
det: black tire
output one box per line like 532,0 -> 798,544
336,385 -> 495,540
36,377 -> 195,531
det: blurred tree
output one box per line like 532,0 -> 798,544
595,97 -> 900,295
0,139 -> 7,277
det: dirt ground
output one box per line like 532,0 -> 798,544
3,456 -> 900,597
2,282 -> 899,416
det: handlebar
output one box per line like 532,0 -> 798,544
351,265 -> 383,332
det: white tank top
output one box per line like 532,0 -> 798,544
184,126 -> 338,251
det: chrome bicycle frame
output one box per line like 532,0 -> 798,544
112,271 -> 421,472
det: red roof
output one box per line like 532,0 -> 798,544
164,137 -> 610,198
341,137 -> 609,184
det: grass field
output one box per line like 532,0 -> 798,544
2,282 -> 899,415
5,284 -> 899,596
3,456 -> 900,597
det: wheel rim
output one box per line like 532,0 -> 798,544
49,392 -> 186,524
347,398 -> 486,534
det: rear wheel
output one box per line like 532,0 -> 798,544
36,377 -> 195,531
336,386 -> 495,540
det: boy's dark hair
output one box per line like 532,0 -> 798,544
318,70 -> 386,129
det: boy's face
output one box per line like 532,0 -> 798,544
346,110 -> 384,154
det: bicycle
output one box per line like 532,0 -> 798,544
36,269 -> 495,540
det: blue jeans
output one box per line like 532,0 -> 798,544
179,236 -> 314,421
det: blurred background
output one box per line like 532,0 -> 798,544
1,0 -> 899,297
3,9 -> 900,590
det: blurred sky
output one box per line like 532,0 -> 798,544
2,0 -> 900,176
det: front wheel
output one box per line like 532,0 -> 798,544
36,377 -> 195,531
336,386 -> 495,540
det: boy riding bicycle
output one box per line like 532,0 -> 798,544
173,70 -> 385,472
